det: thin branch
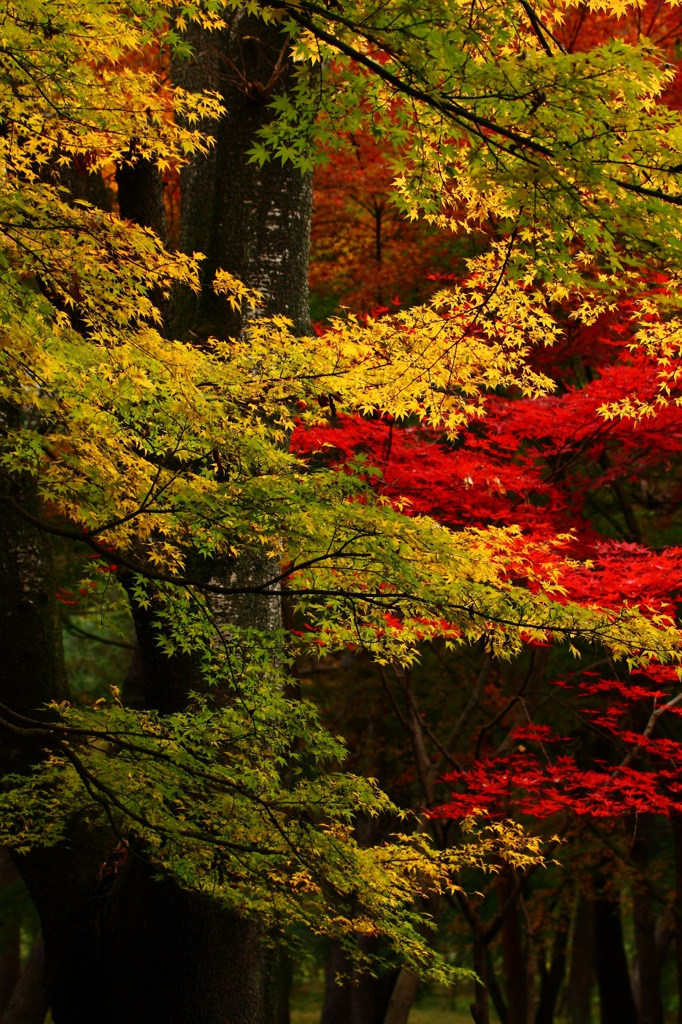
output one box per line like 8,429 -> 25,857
62,620 -> 137,651
441,656 -> 491,763
617,690 -> 682,771
274,3 -> 553,159
378,664 -> 412,738
475,650 -> 536,760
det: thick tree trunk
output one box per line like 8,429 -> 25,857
673,813 -> 682,1024
470,934 -> 491,1024
349,937 -> 397,1024
498,866 -> 529,1024
0,494 -> 69,739
320,941 -> 353,1024
0,934 -> 19,1019
0,497 -> 101,1020
382,968 -> 420,1024
487,954 -> 510,1024
18,845 -> 283,1024
175,10 -> 312,341
593,873 -> 638,1024
116,157 -> 167,236
535,905 -> 569,1024
0,937 -> 47,1024
0,454 -> 277,1024
320,938 -> 398,1024
170,18 -> 311,1024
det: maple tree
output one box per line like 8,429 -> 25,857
295,5 -> 682,1021
293,298 -> 682,1023
7,0 -> 682,1021
292,291 -> 682,1020
309,131 -> 463,316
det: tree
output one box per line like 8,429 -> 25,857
292,311 -> 682,1015
291,340 -> 682,1020
6,1 -> 682,1021
309,131 -> 462,316
291,306 -> 682,1018
298,5 -> 682,1011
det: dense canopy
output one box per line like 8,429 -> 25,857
4,0 -> 682,1020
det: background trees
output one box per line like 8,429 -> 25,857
5,1 -> 682,1022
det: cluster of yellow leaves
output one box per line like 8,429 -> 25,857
2,0 -> 682,671
5,240 -> 680,666
264,0 -> 682,295
222,254 -> 558,434
0,1 -> 224,179
7,0 -> 682,971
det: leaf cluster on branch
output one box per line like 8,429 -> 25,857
5,0 -> 682,984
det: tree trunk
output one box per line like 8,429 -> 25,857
487,953 -> 510,1024
534,905 -> 569,1024
18,844 -> 283,1024
593,873 -> 638,1024
349,937 -> 396,1024
0,497 -> 104,1021
116,157 -> 167,236
631,824 -> 664,1024
320,941 -> 353,1024
320,938 -> 399,1024
470,934 -> 491,1024
0,492 -> 69,743
168,15 -> 311,1024
382,969 -> 420,1024
673,813 -> 682,1024
174,10 -> 312,341
0,937 -> 47,1024
565,890 -> 594,1024
498,866 -> 529,1024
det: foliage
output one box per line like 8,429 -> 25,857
296,7 -> 682,1003
7,0 -> 682,988
0,661 -> 551,978
309,131 -> 463,315
260,1 -> 682,289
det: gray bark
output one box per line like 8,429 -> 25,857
382,969 -> 420,1024
174,10 -> 312,341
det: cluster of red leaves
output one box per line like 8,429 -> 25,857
291,343 -> 682,565
291,320 -> 682,820
436,752 -> 682,820
301,2 -> 682,825
436,668 -> 682,821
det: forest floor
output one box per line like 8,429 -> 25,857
291,1012 -> 472,1024
290,982 -> 474,1023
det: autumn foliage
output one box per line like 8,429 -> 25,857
293,12 -> 682,1016
9,0 -> 682,1019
